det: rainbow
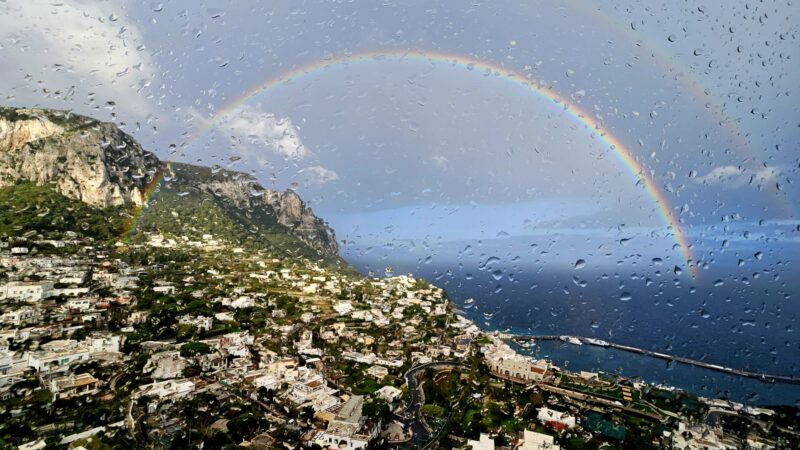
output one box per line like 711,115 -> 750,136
567,0 -> 793,218
186,50 -> 698,278
120,163 -> 170,242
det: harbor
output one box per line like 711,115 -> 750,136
506,335 -> 800,386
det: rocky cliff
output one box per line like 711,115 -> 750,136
0,107 -> 339,258
0,108 -> 159,207
182,165 -> 339,256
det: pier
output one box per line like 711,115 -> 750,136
506,335 -> 800,386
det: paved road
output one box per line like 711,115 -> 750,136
399,361 -> 469,449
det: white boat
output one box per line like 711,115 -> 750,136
584,338 -> 609,347
560,336 -> 583,345
464,298 -> 475,305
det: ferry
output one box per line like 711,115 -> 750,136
584,338 -> 609,347
560,336 -> 583,345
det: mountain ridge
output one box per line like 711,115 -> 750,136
0,106 -> 339,260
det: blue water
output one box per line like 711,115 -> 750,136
347,254 -> 800,406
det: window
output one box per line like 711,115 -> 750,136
1,1 -> 797,448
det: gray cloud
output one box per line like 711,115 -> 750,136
0,0 -> 159,122
694,165 -> 780,189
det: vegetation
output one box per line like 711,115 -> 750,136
0,181 -> 127,241
180,342 -> 212,357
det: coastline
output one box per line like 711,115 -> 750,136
453,307 -> 800,406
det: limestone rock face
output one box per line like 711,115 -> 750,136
199,175 -> 339,256
266,189 -> 339,256
0,106 -> 339,258
0,112 -> 64,152
0,108 -> 159,208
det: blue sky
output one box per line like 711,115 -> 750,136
1,0 -> 798,277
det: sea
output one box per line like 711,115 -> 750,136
346,253 -> 800,406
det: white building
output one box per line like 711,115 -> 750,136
466,433 -> 495,450
28,347 -> 90,374
366,365 -> 389,380
301,284 -> 319,295
66,298 -> 93,311
55,287 -> 90,298
671,423 -> 739,450
288,368 -> 334,405
50,373 -> 99,399
252,374 -> 280,391
152,285 -> 176,295
178,315 -> 214,331
483,340 -> 549,384
333,301 -> 354,316
300,312 -> 315,323
0,307 -> 37,326
0,281 -> 54,302
144,351 -> 187,379
375,385 -> 403,403
214,312 -> 235,322
313,395 -> 378,450
226,296 -> 255,309
134,379 -> 195,400
537,407 -> 576,429
89,335 -> 123,354
518,430 -> 560,450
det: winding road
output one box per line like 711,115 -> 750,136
400,361 -> 469,448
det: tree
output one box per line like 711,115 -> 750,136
363,398 -> 393,424
421,404 -> 445,419
301,405 -> 316,422
180,342 -> 211,357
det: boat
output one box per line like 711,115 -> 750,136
560,336 -> 583,345
584,338 -> 609,347
464,298 -> 475,305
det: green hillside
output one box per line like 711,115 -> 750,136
127,163 -> 341,263
0,181 -> 127,240
0,177 -> 339,265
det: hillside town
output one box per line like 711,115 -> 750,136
0,231 -> 795,450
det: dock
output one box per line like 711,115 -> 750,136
506,335 -> 800,385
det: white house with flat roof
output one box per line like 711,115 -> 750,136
0,281 -> 54,302
0,307 -> 37,326
466,433 -> 496,450
313,395 -> 378,450
537,407 -> 576,429
133,379 -> 195,400
27,347 -> 90,374
518,429 -> 560,450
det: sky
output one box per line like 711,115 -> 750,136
1,0 -> 798,280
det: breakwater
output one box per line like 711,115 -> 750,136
506,335 -> 800,385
